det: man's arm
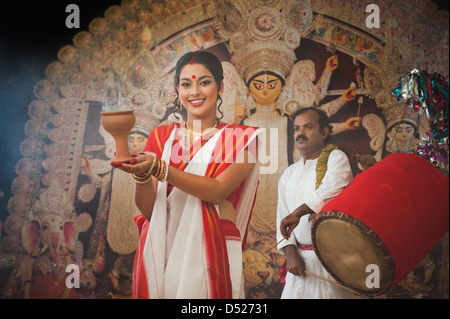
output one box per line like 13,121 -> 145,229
279,203 -> 315,240
304,150 -> 352,213
276,168 -> 298,253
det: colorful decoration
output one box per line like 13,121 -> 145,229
391,69 -> 449,172
415,132 -> 449,172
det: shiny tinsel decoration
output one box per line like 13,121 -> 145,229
415,132 -> 449,175
392,69 -> 449,174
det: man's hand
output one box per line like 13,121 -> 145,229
280,213 -> 301,240
280,204 -> 314,240
284,245 -> 306,277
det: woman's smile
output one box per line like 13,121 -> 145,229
188,98 -> 206,107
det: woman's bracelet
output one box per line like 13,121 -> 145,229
162,160 -> 169,182
132,155 -> 169,184
132,155 -> 157,184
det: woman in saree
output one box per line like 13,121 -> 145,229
112,51 -> 261,299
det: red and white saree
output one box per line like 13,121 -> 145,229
132,122 -> 260,299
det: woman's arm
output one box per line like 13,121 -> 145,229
134,176 -> 158,220
114,149 -> 255,220
166,149 -> 255,204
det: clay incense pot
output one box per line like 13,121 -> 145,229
101,110 -> 136,162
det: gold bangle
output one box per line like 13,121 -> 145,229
160,160 -> 166,181
151,158 -> 159,178
133,173 -> 153,183
161,160 -> 169,182
147,155 -> 158,176
154,159 -> 163,181
135,155 -> 157,179
154,159 -> 167,182
132,155 -> 158,184
132,173 -> 152,184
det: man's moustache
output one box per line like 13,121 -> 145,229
296,135 -> 308,142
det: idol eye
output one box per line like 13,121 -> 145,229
253,82 -> 264,90
267,82 -> 278,89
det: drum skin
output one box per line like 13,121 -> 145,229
311,153 -> 449,295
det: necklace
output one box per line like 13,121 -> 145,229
183,119 -> 220,163
184,119 -> 219,142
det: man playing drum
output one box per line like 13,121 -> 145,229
276,107 -> 358,298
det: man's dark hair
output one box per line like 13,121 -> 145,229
292,107 -> 333,144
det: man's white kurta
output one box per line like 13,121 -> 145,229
276,149 -> 359,299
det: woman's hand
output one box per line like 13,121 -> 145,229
111,152 -> 156,175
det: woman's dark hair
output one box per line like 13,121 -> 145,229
172,51 -> 224,120
292,107 -> 333,144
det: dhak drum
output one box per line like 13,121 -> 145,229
311,153 -> 449,295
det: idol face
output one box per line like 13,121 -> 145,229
177,63 -> 223,122
128,132 -> 147,153
248,73 -> 283,106
393,123 -> 415,143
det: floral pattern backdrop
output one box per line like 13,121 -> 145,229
0,0 -> 448,299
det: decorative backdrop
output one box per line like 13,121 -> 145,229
0,0 -> 448,299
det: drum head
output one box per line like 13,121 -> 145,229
312,210 -> 395,295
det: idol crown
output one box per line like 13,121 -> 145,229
383,96 -> 420,129
214,0 -> 313,83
